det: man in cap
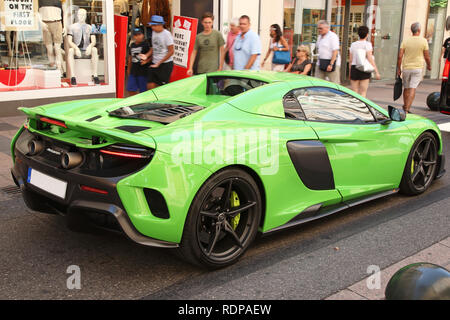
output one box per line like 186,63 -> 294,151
127,27 -> 150,95
139,15 -> 174,89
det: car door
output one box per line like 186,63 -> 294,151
292,85 -> 413,202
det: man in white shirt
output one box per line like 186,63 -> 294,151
315,20 -> 340,84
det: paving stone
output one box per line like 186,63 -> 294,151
325,289 -> 367,300
348,243 -> 450,300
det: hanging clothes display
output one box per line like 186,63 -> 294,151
131,0 -> 143,27
90,0 -> 104,24
141,0 -> 171,29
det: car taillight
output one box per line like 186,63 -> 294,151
39,116 -> 68,128
100,149 -> 147,158
100,145 -> 153,159
443,60 -> 450,80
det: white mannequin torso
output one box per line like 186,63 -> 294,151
68,23 -> 92,50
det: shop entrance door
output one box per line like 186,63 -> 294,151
330,0 -> 367,83
331,0 -> 404,82
180,0 -> 214,33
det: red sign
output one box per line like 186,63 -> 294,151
170,16 -> 198,83
114,15 -> 128,98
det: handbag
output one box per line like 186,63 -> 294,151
225,37 -> 236,65
393,76 -> 403,101
272,43 -> 291,65
319,59 -> 336,72
355,48 -> 375,73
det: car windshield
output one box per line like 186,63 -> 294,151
207,76 -> 267,96
108,102 -> 204,124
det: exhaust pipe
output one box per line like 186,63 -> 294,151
61,152 -> 83,169
28,139 -> 44,155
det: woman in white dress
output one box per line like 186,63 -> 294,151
349,26 -> 380,97
262,24 -> 289,71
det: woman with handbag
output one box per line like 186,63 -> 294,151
349,26 -> 381,97
224,18 -> 240,70
262,24 -> 290,71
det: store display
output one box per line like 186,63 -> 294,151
141,0 -> 171,28
131,0 -> 143,27
39,0 -> 64,74
114,0 -> 129,16
0,0 -> 110,92
67,8 -> 99,85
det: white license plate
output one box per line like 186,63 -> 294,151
27,168 -> 67,199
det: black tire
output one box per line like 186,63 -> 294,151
426,92 -> 440,111
177,168 -> 262,269
400,132 -> 438,196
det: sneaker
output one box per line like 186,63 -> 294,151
92,76 -> 100,85
71,77 -> 77,86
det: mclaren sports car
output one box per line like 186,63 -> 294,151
10,71 -> 445,268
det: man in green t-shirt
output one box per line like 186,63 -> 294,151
187,12 -> 225,75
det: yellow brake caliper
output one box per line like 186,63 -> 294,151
230,191 -> 240,230
411,159 -> 415,175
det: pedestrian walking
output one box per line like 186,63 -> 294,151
233,15 -> 261,71
315,20 -> 340,84
349,26 -> 380,97
285,45 -> 312,75
127,27 -> 150,96
224,18 -> 240,70
139,15 -> 174,90
187,12 -> 225,75
262,24 -> 290,71
397,22 -> 431,113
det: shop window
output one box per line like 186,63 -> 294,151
426,0 -> 448,79
0,0 -> 110,92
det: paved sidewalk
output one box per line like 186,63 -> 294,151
326,237 -> 450,300
0,116 -> 25,189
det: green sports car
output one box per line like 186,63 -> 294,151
10,71 -> 445,268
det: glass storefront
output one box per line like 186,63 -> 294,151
283,0 -> 326,54
0,0 -> 114,96
283,0 -> 405,81
426,0 -> 448,79
368,0 -> 404,80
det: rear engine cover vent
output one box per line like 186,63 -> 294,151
86,115 -> 102,122
108,103 -> 204,124
141,105 -> 204,124
114,126 -> 151,133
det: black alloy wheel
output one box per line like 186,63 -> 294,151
177,169 -> 262,268
400,132 -> 438,195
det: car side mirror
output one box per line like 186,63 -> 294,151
388,105 -> 406,122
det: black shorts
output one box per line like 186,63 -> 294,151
148,61 -> 174,86
350,65 -> 371,80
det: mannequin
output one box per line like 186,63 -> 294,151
90,0 -> 103,25
6,31 -> 19,58
131,0 -> 143,27
114,0 -> 129,16
67,9 -> 99,85
39,0 -> 64,74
